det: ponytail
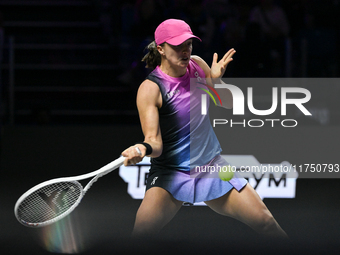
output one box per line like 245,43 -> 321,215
141,41 -> 163,69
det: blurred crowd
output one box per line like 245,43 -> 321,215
97,0 -> 339,81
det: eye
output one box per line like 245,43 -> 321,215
187,41 -> 193,49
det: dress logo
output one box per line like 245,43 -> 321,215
151,177 -> 158,185
195,71 -> 202,82
166,89 -> 180,99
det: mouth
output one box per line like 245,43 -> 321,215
181,57 -> 189,62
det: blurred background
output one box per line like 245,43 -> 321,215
0,1 -> 340,254
0,0 -> 339,125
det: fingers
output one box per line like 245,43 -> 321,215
222,48 -> 236,63
122,146 -> 143,166
210,49 -> 235,79
212,52 -> 218,65
135,147 -> 142,156
212,49 -> 236,68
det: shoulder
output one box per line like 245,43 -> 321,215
191,55 -> 211,78
137,79 -> 162,108
138,79 -> 160,97
191,55 -> 206,67
139,78 -> 159,89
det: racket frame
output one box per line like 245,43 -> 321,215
14,156 -> 125,227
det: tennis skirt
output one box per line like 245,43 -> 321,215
146,155 -> 247,203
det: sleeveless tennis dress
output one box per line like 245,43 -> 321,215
145,59 -> 247,203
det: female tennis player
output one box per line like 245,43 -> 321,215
121,19 -> 287,239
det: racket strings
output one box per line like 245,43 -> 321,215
17,182 -> 82,224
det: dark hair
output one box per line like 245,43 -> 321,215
141,41 -> 163,69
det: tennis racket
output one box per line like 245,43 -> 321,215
14,148 -> 141,228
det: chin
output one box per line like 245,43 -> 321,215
180,60 -> 190,68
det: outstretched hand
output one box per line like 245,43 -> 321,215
210,48 -> 236,79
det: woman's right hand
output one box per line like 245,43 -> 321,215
121,145 -> 144,166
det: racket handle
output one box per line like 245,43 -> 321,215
83,156 -> 125,193
100,146 -> 141,172
99,156 -> 125,173
83,147 -> 141,192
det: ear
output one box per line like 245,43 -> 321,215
157,45 -> 165,56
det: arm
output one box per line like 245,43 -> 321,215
121,79 -> 163,166
191,48 -> 235,109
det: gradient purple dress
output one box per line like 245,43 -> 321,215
145,59 -> 247,203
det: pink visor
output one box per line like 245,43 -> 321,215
155,19 -> 202,46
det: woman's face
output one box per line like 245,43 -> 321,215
159,39 -> 193,70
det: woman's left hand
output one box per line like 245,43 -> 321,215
210,48 -> 236,79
